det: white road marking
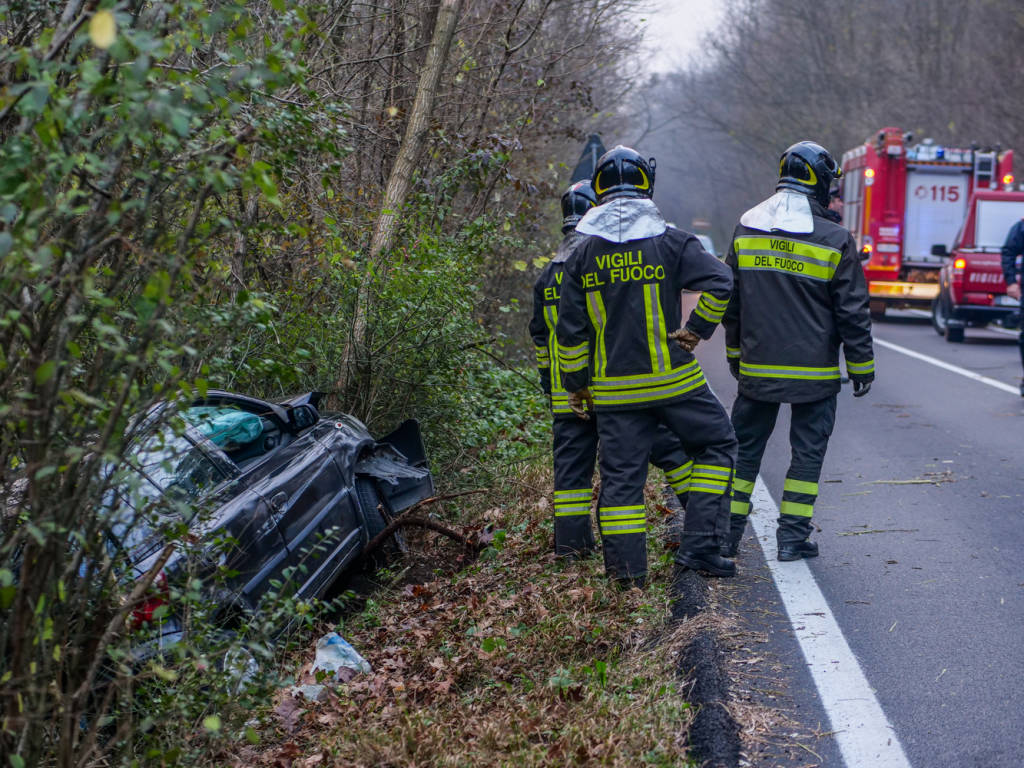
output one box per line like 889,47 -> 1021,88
750,478 -> 913,768
874,337 -> 1019,395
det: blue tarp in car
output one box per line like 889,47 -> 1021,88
183,406 -> 262,447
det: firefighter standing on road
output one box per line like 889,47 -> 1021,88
722,141 -> 875,561
999,217 -> 1024,396
530,181 -> 696,556
556,147 -> 738,586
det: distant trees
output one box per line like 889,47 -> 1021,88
641,0 -> 1024,245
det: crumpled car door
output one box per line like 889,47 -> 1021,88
247,426 -> 360,599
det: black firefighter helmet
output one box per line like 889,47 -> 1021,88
777,140 -> 842,208
561,179 -> 597,233
592,145 -> 656,204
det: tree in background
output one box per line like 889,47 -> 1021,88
640,0 -> 1024,246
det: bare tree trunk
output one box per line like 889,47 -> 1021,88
368,0 -> 464,261
343,0 -> 464,400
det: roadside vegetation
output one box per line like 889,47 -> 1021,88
250,474 -> 696,768
0,1 -> 651,765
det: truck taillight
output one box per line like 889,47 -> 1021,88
1004,174 -> 1015,185
862,244 -> 873,255
953,258 -> 966,270
865,168 -> 875,178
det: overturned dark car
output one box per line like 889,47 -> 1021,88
111,391 -> 433,647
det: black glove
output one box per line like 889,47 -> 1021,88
728,358 -> 739,380
852,378 -> 872,398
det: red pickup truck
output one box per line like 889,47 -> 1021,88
930,188 -> 1024,342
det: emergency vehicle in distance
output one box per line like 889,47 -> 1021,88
840,126 -> 1015,320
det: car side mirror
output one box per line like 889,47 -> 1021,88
931,243 -> 949,257
289,404 -> 319,431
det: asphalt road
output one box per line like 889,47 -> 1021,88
699,309 -> 1024,767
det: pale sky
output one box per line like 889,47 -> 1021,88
633,0 -> 727,73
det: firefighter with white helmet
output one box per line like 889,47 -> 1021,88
556,146 -> 738,586
530,180 -> 697,557
722,141 -> 875,561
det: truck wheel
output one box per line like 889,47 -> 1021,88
869,300 -> 887,320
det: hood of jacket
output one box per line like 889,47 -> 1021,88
553,229 -> 588,263
739,190 -> 814,234
576,198 -> 667,243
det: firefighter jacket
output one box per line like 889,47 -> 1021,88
530,230 -> 588,418
722,191 -> 874,403
1000,219 -> 1024,285
555,198 -> 733,411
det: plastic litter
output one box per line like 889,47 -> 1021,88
291,632 -> 371,701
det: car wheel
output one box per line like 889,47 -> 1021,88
355,477 -> 404,566
931,292 -> 949,336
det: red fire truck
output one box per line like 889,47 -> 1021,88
840,126 -> 1014,318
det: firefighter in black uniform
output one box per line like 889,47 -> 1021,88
721,141 -> 875,561
556,147 -> 738,585
529,180 -> 695,556
999,217 -> 1024,396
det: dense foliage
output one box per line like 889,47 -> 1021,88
0,0 -> 642,764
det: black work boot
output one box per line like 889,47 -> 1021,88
776,514 -> 818,561
675,542 -> 736,577
719,513 -> 749,558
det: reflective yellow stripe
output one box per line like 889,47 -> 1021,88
735,236 -> 842,265
780,500 -> 814,517
557,339 -> 589,373
694,293 -> 727,323
664,462 -> 693,481
730,500 -> 751,516
599,504 -> 646,535
699,292 -> 729,310
585,290 -> 608,378
590,363 -> 707,406
535,345 -> 550,369
740,362 -> 840,380
544,305 -> 562,396
783,478 -> 818,496
554,488 -> 590,499
554,507 -> 590,517
725,346 -> 741,359
643,283 -> 671,373
599,505 -> 645,513
735,236 -> 841,282
731,477 -> 755,495
846,358 -> 875,375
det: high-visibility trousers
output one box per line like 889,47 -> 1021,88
593,389 -> 737,581
552,418 -> 693,556
729,393 -> 838,526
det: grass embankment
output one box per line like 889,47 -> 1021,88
248,466 -> 700,767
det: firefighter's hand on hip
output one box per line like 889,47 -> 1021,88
668,326 -> 701,353
1007,282 -> 1021,300
852,379 -> 872,398
568,388 -> 594,419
